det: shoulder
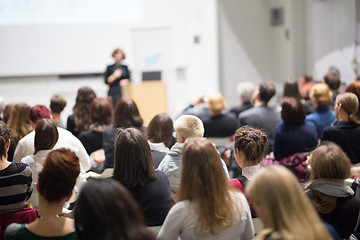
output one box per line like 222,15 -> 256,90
17,131 -> 35,145
21,155 -> 35,165
5,223 -> 26,238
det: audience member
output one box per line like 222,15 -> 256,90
50,94 -> 67,129
103,98 -> 145,170
3,104 -> 14,124
324,66 -> 341,109
246,165 -> 336,240
305,142 -> 360,239
78,97 -> 112,155
112,128 -> 173,226
298,75 -> 315,114
229,126 -> 267,193
230,81 -> 255,117
201,93 -> 238,137
21,119 -> 59,207
239,82 -> 281,153
75,178 -> 155,240
322,92 -> 360,164
273,97 -> 318,160
306,83 -> 335,138
345,81 -> 360,120
6,103 -> 32,162
5,148 -> 80,239
0,121 -> 32,212
283,80 -> 300,99
145,113 -> 174,168
13,105 -> 91,173
158,138 -> 254,240
67,87 -> 96,137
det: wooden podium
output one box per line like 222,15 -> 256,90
122,81 -> 167,126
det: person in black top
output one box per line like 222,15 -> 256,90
104,48 -> 130,107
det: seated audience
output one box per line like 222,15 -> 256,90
103,98 -> 145,170
322,92 -> 360,164
283,80 -> 300,99
112,128 -> 173,226
239,82 -> 281,153
78,97 -> 112,155
67,87 -> 96,137
298,75 -> 315,115
6,103 -> 32,162
145,113 -> 174,168
229,126 -> 267,193
305,83 -> 335,138
305,142 -> 360,239
230,81 -> 255,117
3,104 -> 14,124
274,97 -> 318,160
246,165 -> 338,240
324,66 -> 341,109
5,148 -> 80,239
13,105 -> 91,173
75,179 -> 155,240
50,94 -> 67,128
158,138 -> 254,240
21,119 -> 59,207
201,93 -> 238,138
345,81 -> 360,120
0,121 -> 32,212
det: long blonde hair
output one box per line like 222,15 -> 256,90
177,138 -> 240,236
246,165 -> 332,240
7,103 -> 32,144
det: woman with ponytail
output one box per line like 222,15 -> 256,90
0,121 -> 32,212
321,92 -> 360,164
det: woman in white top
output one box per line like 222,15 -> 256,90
157,137 -> 254,240
21,119 -> 58,207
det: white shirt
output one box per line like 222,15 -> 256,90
157,192 -> 254,240
242,164 -> 261,180
13,127 -> 91,173
148,141 -> 170,153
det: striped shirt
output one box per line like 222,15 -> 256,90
0,162 -> 32,212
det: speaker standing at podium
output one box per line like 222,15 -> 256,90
104,48 -> 131,107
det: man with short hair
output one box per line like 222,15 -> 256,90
50,94 -> 67,128
239,82 -> 281,153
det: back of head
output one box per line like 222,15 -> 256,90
90,97 -> 113,125
113,127 -> 156,187
246,165 -> 331,240
7,103 -> 32,140
50,95 -> 67,114
73,87 -> 96,132
237,81 -> 255,103
178,137 -> 235,236
309,83 -> 332,106
114,98 -> 143,128
324,69 -> 341,91
145,113 -> 173,147
234,126 -> 268,164
29,105 -> 51,124
75,179 -> 154,240
34,119 -> 59,155
207,93 -> 226,113
336,92 -> 359,123
173,115 -> 204,139
281,97 -> 306,125
283,81 -> 300,99
310,142 -> 350,180
75,87 -> 96,105
258,82 -> 276,103
0,121 -> 10,160
346,81 -> 360,113
38,148 -> 80,202
3,104 -> 14,124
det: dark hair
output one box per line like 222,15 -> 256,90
146,113 -> 173,147
90,98 -> 113,125
324,68 -> 341,91
0,121 -> 10,160
34,119 -> 59,155
234,126 -> 268,164
346,81 -> 360,113
29,105 -> 51,124
281,97 -> 306,125
283,81 -> 300,99
73,87 -> 97,132
75,179 -> 155,240
113,99 -> 143,128
113,128 -> 156,187
258,82 -> 276,103
50,95 -> 67,114
38,148 -> 80,202
111,48 -> 126,60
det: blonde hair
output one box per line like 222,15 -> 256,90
7,103 -> 32,144
174,115 -> 204,139
207,93 -> 226,113
246,165 -> 331,240
178,138 -> 240,236
309,83 -> 332,106
336,92 -> 359,123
